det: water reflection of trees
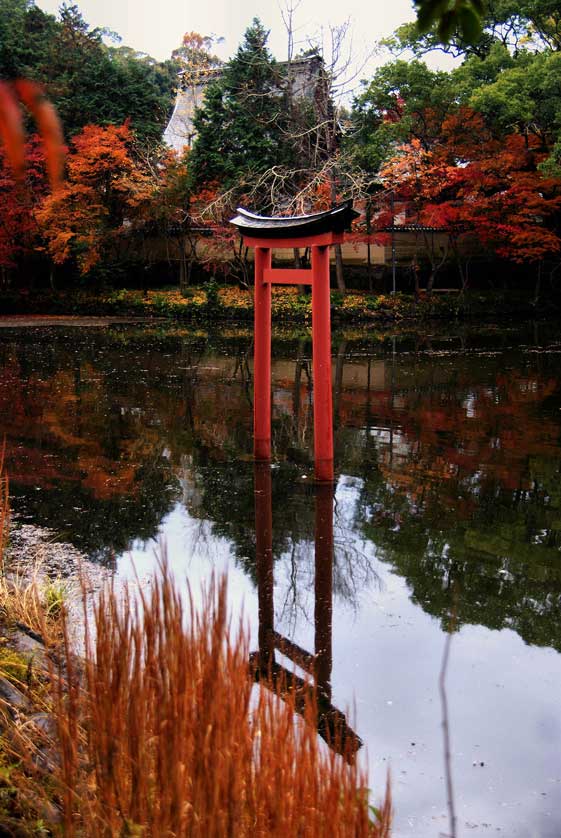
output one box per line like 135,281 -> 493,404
184,458 -> 380,624
1,326 -> 561,650
0,327 -> 265,559
0,338 -> 180,561
351,369 -> 561,651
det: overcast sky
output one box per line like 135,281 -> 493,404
35,0 -> 453,94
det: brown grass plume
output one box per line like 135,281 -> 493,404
0,442 -> 9,569
52,566 -> 391,837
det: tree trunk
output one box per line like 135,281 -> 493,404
179,236 -> 189,296
457,253 -> 470,293
424,231 -> 449,295
414,265 -> 420,300
533,262 -> 542,307
179,256 -> 187,294
294,247 -> 306,296
330,176 -> 345,293
334,243 -> 345,293
412,233 -> 421,302
366,199 -> 373,291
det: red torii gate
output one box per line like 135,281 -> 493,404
230,201 -> 358,482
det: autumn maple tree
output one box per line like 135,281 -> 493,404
37,122 -> 153,275
0,134 -> 51,281
379,107 -> 561,291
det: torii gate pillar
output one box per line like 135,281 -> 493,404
231,202 -> 358,484
250,234 -> 340,483
253,245 -> 273,463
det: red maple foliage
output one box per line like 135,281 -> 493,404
380,108 -> 561,270
0,135 -> 49,269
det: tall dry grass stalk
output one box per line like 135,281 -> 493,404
53,566 -> 391,837
0,457 -> 64,831
0,569 -> 65,645
0,442 -> 9,571
0,448 -> 72,644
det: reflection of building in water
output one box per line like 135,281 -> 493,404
249,463 -> 362,761
178,454 -> 202,509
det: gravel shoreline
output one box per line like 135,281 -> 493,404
6,519 -> 91,578
4,517 -> 112,612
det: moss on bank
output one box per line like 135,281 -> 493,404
0,285 -> 553,324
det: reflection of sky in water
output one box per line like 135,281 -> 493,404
118,507 -> 259,631
3,323 -> 561,836
118,476 -> 561,838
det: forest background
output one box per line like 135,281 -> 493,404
2,0 -> 561,313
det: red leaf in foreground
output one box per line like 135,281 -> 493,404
13,79 -> 65,190
0,81 -> 25,178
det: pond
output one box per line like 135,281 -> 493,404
1,319 -> 560,837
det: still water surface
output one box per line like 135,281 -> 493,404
1,321 -> 561,837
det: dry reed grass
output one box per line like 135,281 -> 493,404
0,445 -> 47,639
52,566 -> 391,837
0,461 -> 390,836
0,570 -> 65,647
0,442 -> 9,571
0,456 -> 62,834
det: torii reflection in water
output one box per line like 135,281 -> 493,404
249,463 -> 362,763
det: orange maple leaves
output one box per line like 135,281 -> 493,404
36,123 -> 153,273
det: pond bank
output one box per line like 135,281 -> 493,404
1,286 -> 557,325
0,519 -> 95,833
6,517 -> 93,579
0,315 -> 163,329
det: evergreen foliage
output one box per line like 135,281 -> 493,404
349,0 -> 561,178
0,0 -> 178,143
189,18 -> 291,201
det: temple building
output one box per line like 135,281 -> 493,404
163,54 -> 325,153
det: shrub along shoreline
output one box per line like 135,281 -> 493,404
0,285 -> 556,325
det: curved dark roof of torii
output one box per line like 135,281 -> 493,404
230,200 -> 360,239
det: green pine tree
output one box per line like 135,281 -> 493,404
190,18 -> 291,202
